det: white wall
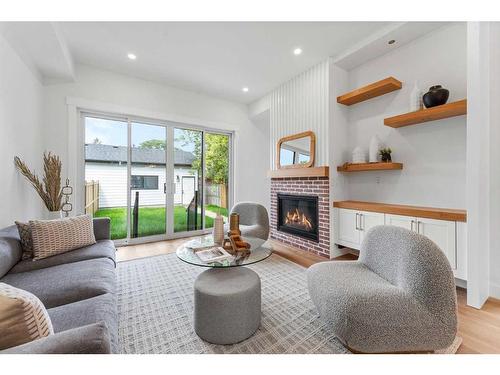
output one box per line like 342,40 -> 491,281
43,65 -> 269,214
466,22 -> 500,305
0,34 -> 45,227
85,163 -> 197,208
339,23 -> 467,209
488,22 -> 500,300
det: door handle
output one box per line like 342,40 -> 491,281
411,220 -> 415,232
355,213 -> 359,230
164,183 -> 167,194
417,221 -> 422,234
359,213 -> 364,231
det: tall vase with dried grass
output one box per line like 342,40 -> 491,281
14,152 -> 63,219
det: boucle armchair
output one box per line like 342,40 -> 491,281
227,202 -> 269,240
307,225 -> 457,353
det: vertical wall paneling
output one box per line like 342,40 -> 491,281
269,60 -> 330,167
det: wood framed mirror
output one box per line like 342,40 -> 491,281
277,131 -> 316,169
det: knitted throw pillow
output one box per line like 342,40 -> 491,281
30,215 -> 96,260
0,283 -> 54,350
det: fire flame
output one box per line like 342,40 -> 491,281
285,208 -> 313,230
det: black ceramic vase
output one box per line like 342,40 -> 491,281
423,85 -> 449,108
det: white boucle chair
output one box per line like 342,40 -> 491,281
307,225 -> 458,353
226,202 -> 270,240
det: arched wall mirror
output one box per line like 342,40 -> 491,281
276,131 -> 316,169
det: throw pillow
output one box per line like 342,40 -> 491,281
0,283 -> 54,350
15,221 -> 34,260
30,215 -> 96,260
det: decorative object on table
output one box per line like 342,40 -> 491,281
352,146 -> 366,164
61,178 -> 73,217
228,212 -> 241,236
379,147 -> 392,162
409,80 -> 423,112
222,235 -> 251,254
14,152 -> 63,218
229,235 -> 251,251
423,85 -> 449,108
212,213 -> 225,245
369,135 -> 381,163
195,246 -> 233,264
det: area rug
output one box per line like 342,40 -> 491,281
116,253 -> 461,354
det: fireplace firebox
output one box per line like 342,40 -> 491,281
277,193 -> 319,242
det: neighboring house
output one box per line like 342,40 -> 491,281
85,143 -> 198,208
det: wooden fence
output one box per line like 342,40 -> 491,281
205,183 -> 228,209
85,181 -> 100,215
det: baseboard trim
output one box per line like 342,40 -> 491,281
490,282 -> 500,299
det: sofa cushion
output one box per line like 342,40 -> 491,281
0,282 -> 54,350
1,258 -> 116,308
9,240 -> 116,274
0,226 -> 22,279
30,215 -> 96,260
48,293 -> 118,353
0,322 -> 111,354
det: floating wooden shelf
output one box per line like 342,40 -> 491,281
337,162 -> 403,173
337,77 -> 402,106
384,99 -> 467,128
268,166 -> 329,178
333,200 -> 467,222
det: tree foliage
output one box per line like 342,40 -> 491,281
139,139 -> 166,150
139,133 -> 229,184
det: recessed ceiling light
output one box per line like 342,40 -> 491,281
242,87 -> 249,93
293,48 -> 303,55
388,40 -> 396,45
127,53 -> 137,60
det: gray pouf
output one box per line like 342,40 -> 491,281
194,267 -> 261,345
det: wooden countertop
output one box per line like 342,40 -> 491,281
333,200 -> 467,222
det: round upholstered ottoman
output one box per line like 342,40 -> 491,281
193,267 -> 261,344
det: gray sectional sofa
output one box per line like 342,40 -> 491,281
0,217 -> 118,354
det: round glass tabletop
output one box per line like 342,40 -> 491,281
176,235 -> 273,268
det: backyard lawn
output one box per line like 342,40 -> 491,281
94,205 -> 217,239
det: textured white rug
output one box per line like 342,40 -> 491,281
116,253 -> 460,354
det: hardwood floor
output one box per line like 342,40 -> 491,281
117,237 -> 500,354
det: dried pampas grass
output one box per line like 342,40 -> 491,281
14,152 -> 63,211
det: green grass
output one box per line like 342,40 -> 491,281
94,206 -> 215,240
205,204 -> 229,217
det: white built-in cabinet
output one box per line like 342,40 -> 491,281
334,208 -> 467,280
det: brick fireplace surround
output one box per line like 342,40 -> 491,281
270,176 -> 330,258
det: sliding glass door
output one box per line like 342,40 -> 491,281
130,122 -> 167,239
173,128 -> 203,232
83,113 -> 231,244
84,115 -> 129,240
203,132 -> 230,228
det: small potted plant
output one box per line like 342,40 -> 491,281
379,148 -> 392,162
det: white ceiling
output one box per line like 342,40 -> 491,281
57,22 -> 393,103
1,22 -> 450,104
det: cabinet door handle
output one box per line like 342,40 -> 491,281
355,213 -> 359,230
360,213 -> 364,231
417,221 -> 422,234
411,220 -> 415,232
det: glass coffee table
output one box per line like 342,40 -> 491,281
176,236 -> 273,344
